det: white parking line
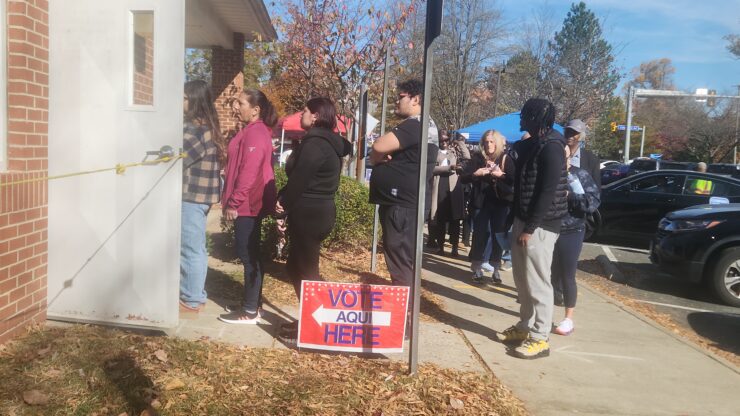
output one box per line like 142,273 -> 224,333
602,245 -> 619,262
584,242 -> 650,255
634,300 -> 712,313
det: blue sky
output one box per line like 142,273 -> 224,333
498,0 -> 740,94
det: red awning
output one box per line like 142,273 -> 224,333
274,111 -> 350,138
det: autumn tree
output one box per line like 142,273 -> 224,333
269,0 -> 419,125
430,0 -> 507,130
541,2 -> 620,124
589,97 -> 626,160
628,58 -> 676,90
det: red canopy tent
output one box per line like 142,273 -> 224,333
274,112 -> 351,165
274,111 -> 351,138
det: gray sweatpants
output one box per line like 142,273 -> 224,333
511,217 -> 559,341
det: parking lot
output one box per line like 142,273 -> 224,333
581,242 -> 740,359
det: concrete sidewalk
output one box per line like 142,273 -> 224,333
171,248 -> 739,416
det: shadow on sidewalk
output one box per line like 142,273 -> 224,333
687,312 -> 740,356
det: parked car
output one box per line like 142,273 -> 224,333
601,163 -> 630,185
707,163 -> 740,179
627,158 -> 696,176
591,170 -> 740,245
650,204 -> 740,307
600,160 -> 621,170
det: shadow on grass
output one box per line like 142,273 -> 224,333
102,353 -> 158,415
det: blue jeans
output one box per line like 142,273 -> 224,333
180,201 -> 211,308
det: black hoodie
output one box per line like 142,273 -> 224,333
280,127 -> 353,212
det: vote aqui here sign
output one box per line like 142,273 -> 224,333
297,281 -> 410,353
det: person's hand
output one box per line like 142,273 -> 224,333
275,200 -> 284,214
473,167 -> 490,177
490,165 -> 504,178
224,208 -> 238,221
518,232 -> 532,247
276,218 -> 287,234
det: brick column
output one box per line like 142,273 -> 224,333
211,32 -> 245,139
0,0 -> 50,344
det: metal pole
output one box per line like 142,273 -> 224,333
356,86 -> 368,180
734,85 -> 739,165
371,48 -> 392,273
492,65 -> 502,119
409,0 -> 443,376
624,85 -> 634,163
640,126 -> 646,158
279,129 -> 286,167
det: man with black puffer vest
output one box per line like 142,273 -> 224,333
497,98 -> 568,360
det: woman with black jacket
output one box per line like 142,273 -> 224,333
461,129 -> 515,284
551,145 -> 600,336
275,97 -> 352,341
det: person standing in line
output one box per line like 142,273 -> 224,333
275,97 -> 352,342
497,98 -> 568,360
564,119 -> 600,187
551,145 -> 600,335
180,80 -> 224,315
369,79 -> 439,288
429,132 -> 465,257
218,89 -> 278,324
461,130 -> 514,284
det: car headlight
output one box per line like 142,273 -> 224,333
660,219 -> 724,232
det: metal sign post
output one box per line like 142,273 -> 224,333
371,48 -> 392,273
409,0 -> 443,376
624,85 -> 634,163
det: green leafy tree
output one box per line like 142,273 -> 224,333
542,2 -> 621,124
590,97 -> 626,160
185,49 -> 212,82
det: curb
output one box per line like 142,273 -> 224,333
582,257 -> 740,376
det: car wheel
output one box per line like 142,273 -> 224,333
711,247 -> 740,308
584,209 -> 601,241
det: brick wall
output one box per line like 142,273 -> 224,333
0,0 -> 49,344
211,32 -> 245,139
133,33 -> 154,105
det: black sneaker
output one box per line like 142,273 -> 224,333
471,272 -> 485,284
490,270 -> 502,284
218,310 -> 260,325
224,304 -> 263,317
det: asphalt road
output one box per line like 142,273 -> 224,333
580,242 -> 740,358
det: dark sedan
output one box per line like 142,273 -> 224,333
601,163 -> 629,185
650,204 -> 740,307
592,170 -> 740,245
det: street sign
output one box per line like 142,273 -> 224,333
298,281 -> 410,353
649,153 -> 662,160
617,125 -> 642,132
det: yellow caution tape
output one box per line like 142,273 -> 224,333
0,153 -> 186,188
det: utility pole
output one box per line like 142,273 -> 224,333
492,63 -> 514,119
624,85 -> 634,163
735,85 -> 739,165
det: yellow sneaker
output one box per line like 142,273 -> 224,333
514,337 -> 550,359
496,325 -> 528,344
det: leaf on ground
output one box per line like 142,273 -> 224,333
450,397 -> 465,410
154,349 -> 168,363
36,346 -> 51,357
164,378 -> 186,391
22,389 -> 49,406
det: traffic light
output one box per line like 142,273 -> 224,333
707,90 -> 717,107
610,122 -> 617,132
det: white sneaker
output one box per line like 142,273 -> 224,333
553,318 -> 574,336
481,262 -> 495,272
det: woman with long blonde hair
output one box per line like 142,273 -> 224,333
460,129 -> 514,284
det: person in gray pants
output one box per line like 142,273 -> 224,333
497,98 -> 568,359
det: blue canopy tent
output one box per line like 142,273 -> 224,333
457,112 -> 564,143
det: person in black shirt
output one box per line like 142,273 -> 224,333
497,98 -> 568,360
369,79 -> 438,287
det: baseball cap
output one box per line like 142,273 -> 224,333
565,119 -> 586,133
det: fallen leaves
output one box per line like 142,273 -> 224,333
153,349 -> 168,363
164,378 -> 185,391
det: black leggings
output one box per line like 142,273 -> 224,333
551,228 -> 585,308
286,198 -> 335,299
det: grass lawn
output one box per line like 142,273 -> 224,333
0,325 -> 528,415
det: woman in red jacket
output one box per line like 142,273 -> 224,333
218,89 -> 277,324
